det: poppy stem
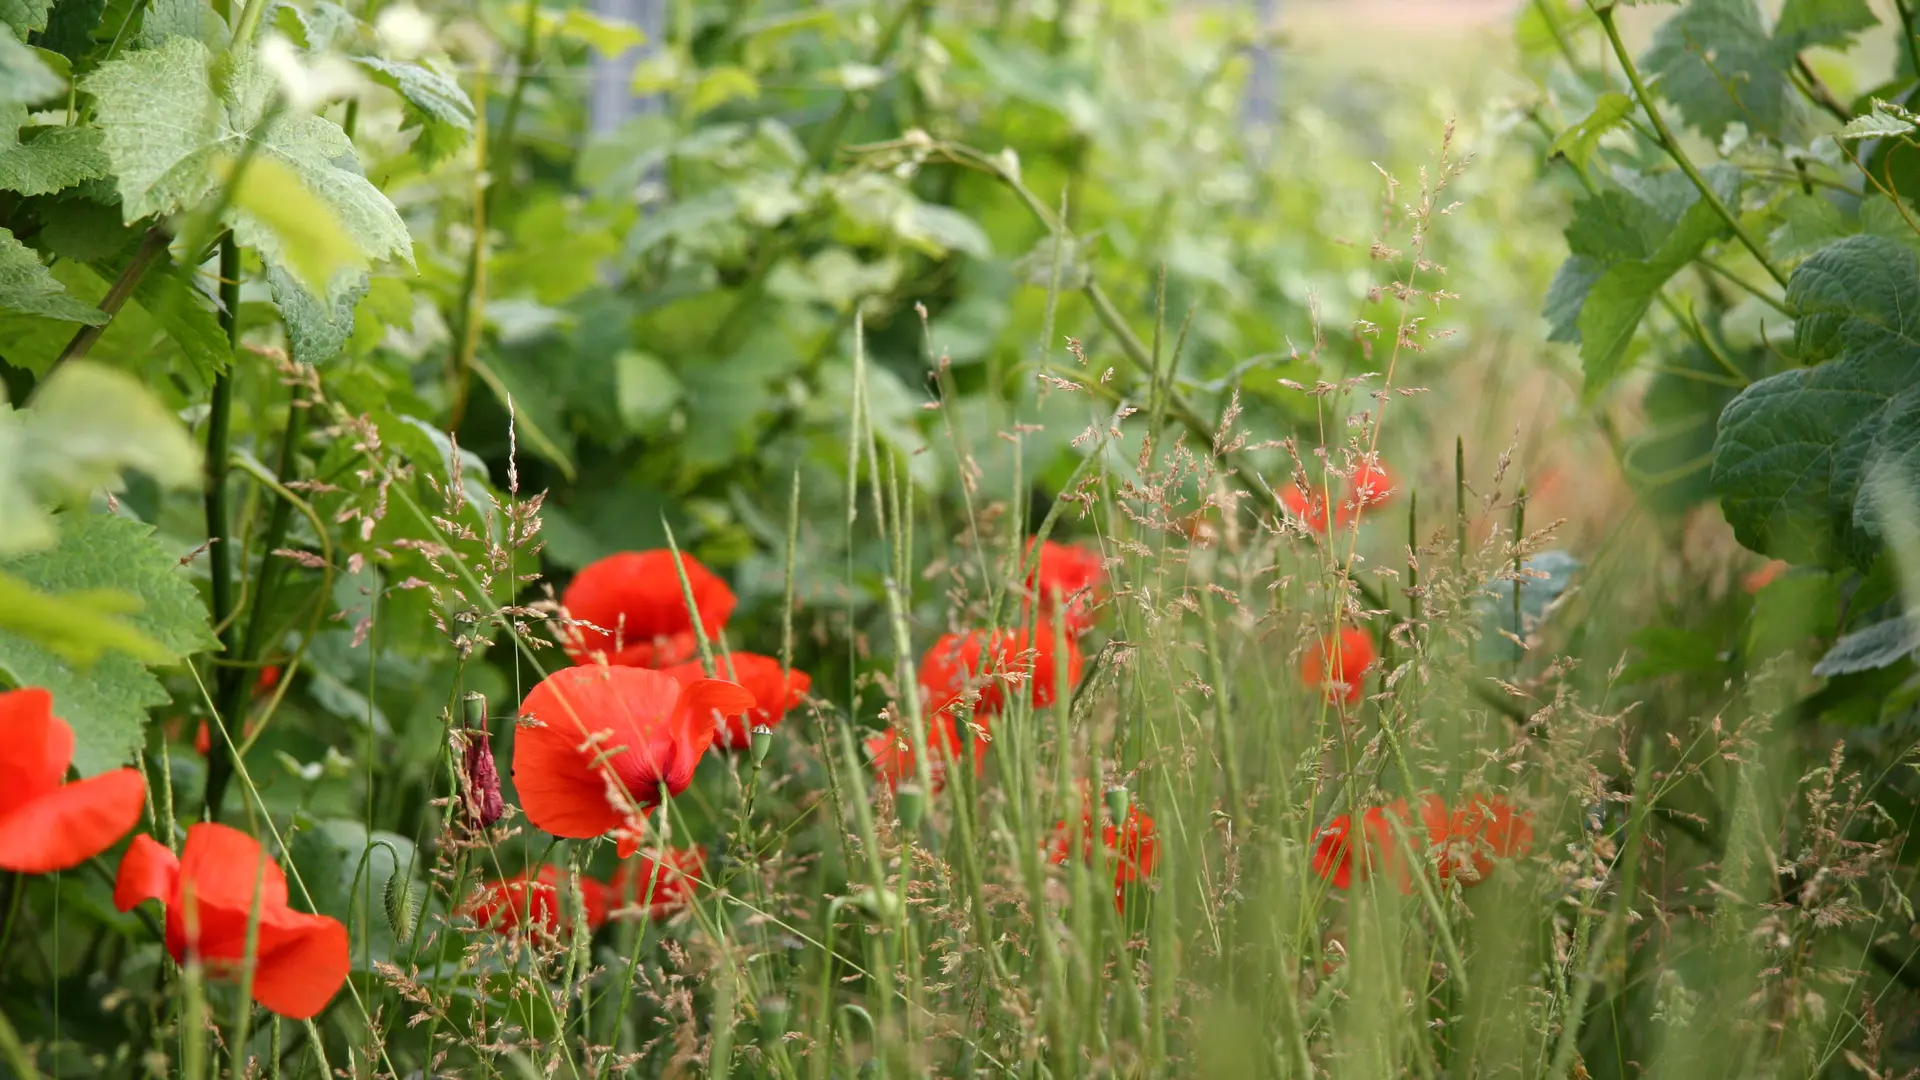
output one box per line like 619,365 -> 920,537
202,234 -> 243,821
0,873 -> 21,965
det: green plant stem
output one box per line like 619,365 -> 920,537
1897,0 -> 1920,83
203,235 -> 244,819
49,227 -> 170,372
0,1005 -> 43,1080
1594,4 -> 1789,289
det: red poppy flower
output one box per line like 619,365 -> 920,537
1337,458 -> 1396,526
866,713 -> 987,794
0,688 -> 145,874
188,667 -> 284,756
113,823 -> 348,1020
464,865 -> 609,936
661,653 -> 810,751
918,626 -> 1083,722
561,550 -> 738,668
1744,559 -> 1789,594
255,665 -> 282,694
1028,540 -> 1105,632
1281,483 -> 1331,534
1302,627 -> 1375,705
1047,803 -> 1160,911
512,666 -> 754,857
1447,793 -> 1535,887
610,845 -> 705,920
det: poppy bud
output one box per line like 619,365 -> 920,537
1105,785 -> 1129,825
383,870 -> 417,941
462,729 -> 505,830
895,782 -> 926,832
759,996 -> 791,1044
750,723 -> 774,767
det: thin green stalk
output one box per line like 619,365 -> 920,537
49,227 -> 171,372
0,1006 -> 43,1080
1593,3 -> 1789,289
202,234 -> 243,819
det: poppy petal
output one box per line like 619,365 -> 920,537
513,666 -> 681,837
0,688 -> 73,817
0,766 -> 144,873
115,833 -> 180,911
250,908 -> 350,1019
666,679 -> 754,789
179,823 -> 289,910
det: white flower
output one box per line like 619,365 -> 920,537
375,3 -> 437,60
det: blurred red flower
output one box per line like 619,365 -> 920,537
866,713 -> 986,794
463,865 -> 608,935
1301,627 -> 1375,705
0,688 -> 145,874
512,666 -> 754,857
1028,539 -> 1105,632
1335,457 -> 1396,527
114,823 -> 348,1019
188,665 -> 285,756
1314,792 -> 1534,892
1447,793 -> 1535,887
1281,483 -> 1331,534
918,626 -> 1083,722
661,653 -> 810,751
1744,559 -> 1789,594
1047,801 -> 1160,911
561,550 -> 737,668
610,845 -> 705,920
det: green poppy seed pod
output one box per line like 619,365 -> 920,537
1105,785 -> 1129,825
750,724 -> 774,767
758,996 -> 790,1044
895,782 -> 926,833
383,871 -> 417,942
462,692 -> 487,730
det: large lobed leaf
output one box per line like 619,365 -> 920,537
0,225 -> 107,324
0,512 -> 218,775
1711,235 -> 1920,567
1643,0 -> 1878,139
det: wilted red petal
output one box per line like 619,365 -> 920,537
0,767 -> 145,873
561,551 -> 736,667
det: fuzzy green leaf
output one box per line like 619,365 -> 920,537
0,34 -> 61,104
0,104 -> 108,196
0,225 -> 106,324
0,0 -> 50,33
352,56 -> 474,164
1548,92 -> 1634,171
0,512 -> 217,774
81,36 -> 222,221
1811,615 -> 1916,676
1711,235 -> 1920,566
1773,0 -> 1877,53
268,262 -> 367,364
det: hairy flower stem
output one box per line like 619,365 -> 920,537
202,235 -> 243,819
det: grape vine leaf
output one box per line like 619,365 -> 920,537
268,262 -> 367,364
352,56 -> 475,164
1811,615 -> 1916,676
1548,92 -> 1634,171
1643,0 -> 1878,139
1544,166 -> 1738,395
0,226 -> 107,324
0,104 -> 109,196
0,512 -> 218,775
1711,235 -> 1920,567
0,34 -> 60,104
80,36 -> 223,221
0,0 -> 50,33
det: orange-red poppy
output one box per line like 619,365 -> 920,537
661,653 -> 810,751
866,713 -> 987,794
463,865 -> 609,935
1028,539 -> 1105,632
187,665 -> 285,756
561,550 -> 737,668
1047,802 -> 1160,911
1281,483 -> 1331,534
610,845 -> 705,920
511,666 -> 754,857
1446,793 -> 1535,887
1337,458 -> 1396,526
918,626 -> 1083,722
113,823 -> 348,1020
0,688 -> 145,874
1302,627 -> 1375,705
1312,797 -> 1437,894
1744,559 -> 1789,594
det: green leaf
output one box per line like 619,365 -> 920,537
1839,107 -> 1914,139
0,360 -> 202,552
352,56 -> 474,164
1552,168 -> 1739,394
0,104 -> 108,196
0,512 -> 218,775
1773,0 -> 1877,53
0,225 -> 106,324
1643,0 -> 1783,138
268,262 -> 367,365
0,570 -> 170,667
0,33 -> 61,104
225,153 -> 362,294
1811,615 -> 1915,676
0,0 -> 51,33
81,36 -> 222,222
1621,624 -> 1723,681
37,0 -> 108,63
615,349 -> 681,433
1548,92 -> 1634,171
1711,235 -> 1920,566
126,258 -> 232,384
